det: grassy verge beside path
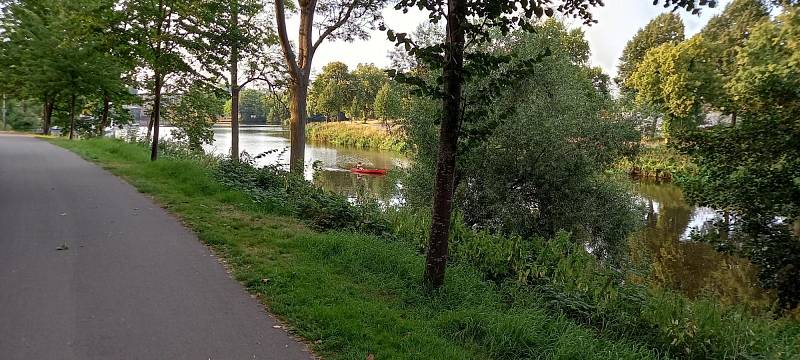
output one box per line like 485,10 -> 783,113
49,138 -> 799,359
48,138 -> 660,359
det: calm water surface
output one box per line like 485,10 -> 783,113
632,182 -> 772,308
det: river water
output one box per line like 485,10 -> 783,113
122,125 -> 772,307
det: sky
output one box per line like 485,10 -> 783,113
291,0 -> 730,78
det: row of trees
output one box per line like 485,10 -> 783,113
618,0 -> 770,137
308,62 -> 407,121
223,88 -> 288,125
0,0 -> 283,158
617,0 -> 800,309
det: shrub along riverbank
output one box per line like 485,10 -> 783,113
306,121 -> 406,152
615,143 -> 695,181
51,137 -> 799,359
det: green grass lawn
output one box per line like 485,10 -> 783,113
48,138 -> 799,359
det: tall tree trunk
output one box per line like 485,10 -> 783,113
68,94 -> 76,140
424,0 -> 466,290
730,111 -> 737,127
289,79 -> 308,172
150,74 -> 162,161
42,96 -> 54,135
275,0 -> 313,173
230,0 -> 240,160
98,93 -> 110,137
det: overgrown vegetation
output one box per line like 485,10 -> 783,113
306,121 -> 406,151
615,143 -> 695,180
52,138 -> 800,359
404,20 -> 641,261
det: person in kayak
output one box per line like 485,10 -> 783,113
356,161 -> 364,170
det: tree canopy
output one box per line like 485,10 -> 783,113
615,13 -> 685,90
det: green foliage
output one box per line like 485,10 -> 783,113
165,85 -> 225,151
674,6 -> 800,310
3,98 -> 41,130
388,208 -> 800,359
224,88 -> 272,123
0,0 -> 132,134
373,81 -> 407,121
699,0 -> 769,116
309,62 -> 353,118
729,5 -> 800,117
348,63 -> 388,120
405,20 -> 641,257
215,151 -> 389,234
615,143 -> 696,180
626,37 -> 718,136
615,13 -> 685,89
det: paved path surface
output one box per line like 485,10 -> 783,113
0,134 -> 312,360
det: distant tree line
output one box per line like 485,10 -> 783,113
307,62 -> 408,122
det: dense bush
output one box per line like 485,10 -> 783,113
389,208 -> 800,358
615,143 -> 695,180
403,20 -> 641,259
215,152 -> 390,235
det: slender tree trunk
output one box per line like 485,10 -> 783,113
68,94 -> 76,140
730,111 -> 737,127
150,74 -> 163,161
231,84 -> 240,159
230,0 -> 240,160
146,110 -> 154,141
289,79 -> 308,172
42,96 -> 54,135
424,0 -> 466,290
98,93 -> 110,137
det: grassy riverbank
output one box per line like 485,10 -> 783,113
616,143 -> 695,181
306,121 -> 406,152
50,138 -> 799,359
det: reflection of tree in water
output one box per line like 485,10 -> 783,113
313,170 -> 397,203
633,182 -> 774,309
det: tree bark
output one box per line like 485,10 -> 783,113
230,0 -> 240,160
99,93 -> 110,137
150,73 -> 163,161
68,94 -> 77,140
424,0 -> 466,290
730,111 -> 737,127
42,96 -> 54,135
146,109 -> 154,141
289,79 -> 308,171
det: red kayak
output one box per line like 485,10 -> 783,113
350,168 -> 388,176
